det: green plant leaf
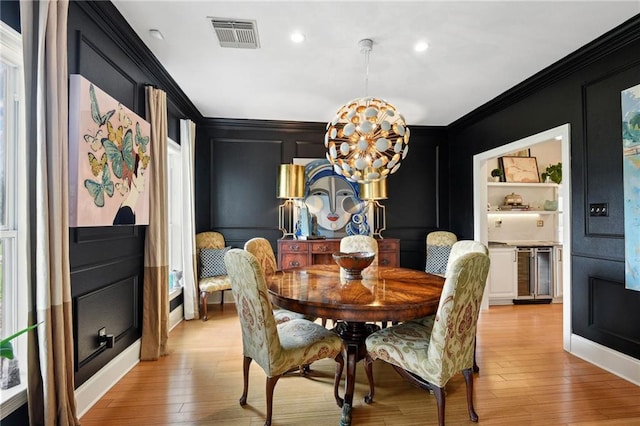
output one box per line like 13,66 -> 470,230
0,322 -> 42,359
0,341 -> 14,359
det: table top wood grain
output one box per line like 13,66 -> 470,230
266,264 -> 445,323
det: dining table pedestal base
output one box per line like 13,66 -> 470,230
333,320 -> 380,426
266,265 -> 445,426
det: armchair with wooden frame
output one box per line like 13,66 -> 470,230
196,231 -> 232,321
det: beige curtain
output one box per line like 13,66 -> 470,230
141,86 -> 170,360
20,1 -> 80,424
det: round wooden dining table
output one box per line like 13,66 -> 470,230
266,264 -> 445,426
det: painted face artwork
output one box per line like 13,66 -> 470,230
297,158 -> 371,237
305,175 -> 360,231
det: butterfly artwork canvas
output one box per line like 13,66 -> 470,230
69,74 -> 151,227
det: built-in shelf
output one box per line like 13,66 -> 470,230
487,182 -> 559,187
488,210 -> 561,215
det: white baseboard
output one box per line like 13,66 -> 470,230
75,339 -> 140,418
169,304 -> 183,331
488,298 -> 514,305
570,333 -> 640,386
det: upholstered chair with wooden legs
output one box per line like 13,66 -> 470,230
196,231 -> 232,321
416,240 -> 489,371
244,237 -> 314,324
445,240 -> 489,276
364,251 -> 490,426
425,231 -> 457,276
223,249 -> 344,426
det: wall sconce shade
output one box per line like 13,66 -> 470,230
277,164 -> 305,199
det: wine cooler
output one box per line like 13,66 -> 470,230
515,246 -> 553,302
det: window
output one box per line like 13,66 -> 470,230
0,21 -> 28,415
167,138 -> 183,296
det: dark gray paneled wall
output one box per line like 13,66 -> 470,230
68,1 -> 200,386
448,15 -> 640,360
196,119 -> 448,270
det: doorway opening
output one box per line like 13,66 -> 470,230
472,124 -> 571,352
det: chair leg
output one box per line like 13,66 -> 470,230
265,375 -> 281,426
220,289 -> 225,306
432,384 -> 446,426
200,291 -> 209,321
239,356 -> 252,406
473,337 -> 479,372
363,354 -> 375,404
333,352 -> 345,407
462,367 -> 479,422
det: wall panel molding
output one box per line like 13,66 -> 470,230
582,61 -> 640,243
572,256 -> 640,360
72,226 -> 140,244
74,276 -> 140,385
78,31 -> 139,110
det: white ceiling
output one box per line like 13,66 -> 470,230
112,1 -> 640,126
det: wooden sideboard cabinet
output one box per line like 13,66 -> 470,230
277,238 -> 400,270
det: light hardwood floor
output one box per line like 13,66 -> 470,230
81,303 -> 640,425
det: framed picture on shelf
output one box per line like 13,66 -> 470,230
500,156 -> 540,183
505,148 -> 531,157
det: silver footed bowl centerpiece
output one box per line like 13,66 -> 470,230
332,251 -> 375,280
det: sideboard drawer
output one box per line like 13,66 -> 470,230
378,239 -> 399,252
278,238 -> 400,270
280,253 -> 308,269
378,251 -> 398,267
311,241 -> 340,254
279,242 -> 309,253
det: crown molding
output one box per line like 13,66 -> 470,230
450,14 -> 640,129
74,1 -> 203,122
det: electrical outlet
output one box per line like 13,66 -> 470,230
495,220 -> 502,228
537,219 -> 544,227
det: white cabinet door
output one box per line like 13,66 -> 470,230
554,246 -> 563,300
488,247 -> 517,305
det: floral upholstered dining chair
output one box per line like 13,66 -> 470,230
244,237 -> 315,324
416,240 -> 489,371
425,230 -> 457,276
445,240 -> 488,276
196,231 -> 232,321
364,251 -> 490,426
223,248 -> 344,426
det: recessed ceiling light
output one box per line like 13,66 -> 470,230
414,41 -> 429,52
290,32 -> 305,43
149,29 -> 164,40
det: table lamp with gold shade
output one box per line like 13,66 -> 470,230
359,179 -> 387,239
277,164 -> 305,239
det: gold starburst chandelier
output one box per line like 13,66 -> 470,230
325,39 -> 410,184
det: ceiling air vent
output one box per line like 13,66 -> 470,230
209,18 -> 260,49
